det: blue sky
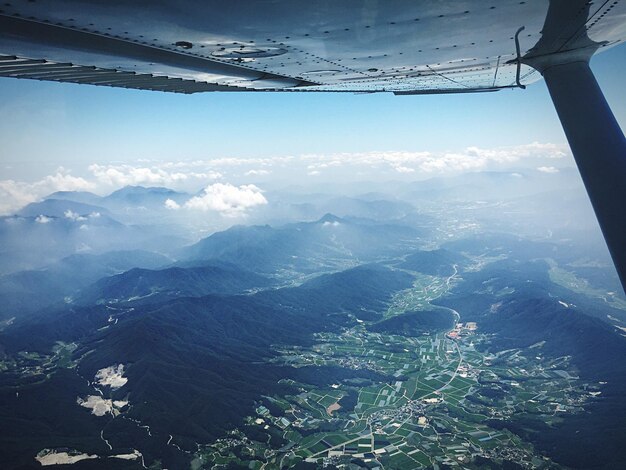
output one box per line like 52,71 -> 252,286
1,44 -> 624,169
0,43 -> 624,213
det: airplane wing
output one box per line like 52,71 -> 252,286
0,0 -> 623,94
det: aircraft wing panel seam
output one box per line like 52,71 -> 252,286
0,54 -> 246,93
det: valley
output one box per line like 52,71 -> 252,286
193,282 -> 596,470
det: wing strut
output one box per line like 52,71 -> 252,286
536,59 -> 626,293
519,0 -> 626,293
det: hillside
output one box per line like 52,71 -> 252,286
183,215 -> 421,273
76,264 -> 272,306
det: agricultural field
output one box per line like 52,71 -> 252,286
194,285 -> 594,469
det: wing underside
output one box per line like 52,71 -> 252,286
0,0 -> 624,94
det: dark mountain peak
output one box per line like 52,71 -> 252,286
205,223 -> 274,241
318,213 -> 343,224
106,185 -> 184,199
109,185 -> 152,195
101,186 -> 190,211
225,223 -> 272,233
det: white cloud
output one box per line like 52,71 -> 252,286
204,171 -> 223,180
322,221 -> 341,227
35,215 -> 52,224
160,157 -> 289,179
0,170 -> 93,215
394,166 -> 415,173
89,164 -> 187,186
164,199 -> 181,210
43,171 -> 94,191
537,166 -> 560,173
245,169 -> 270,176
183,183 -> 267,216
64,210 -> 87,221
76,243 -> 92,253
201,156 -> 294,168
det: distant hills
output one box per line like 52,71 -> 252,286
0,212 -> 182,274
18,199 -> 112,218
255,194 -> 418,224
0,250 -> 171,320
0,187 -> 199,274
401,169 -> 583,202
45,186 -> 191,211
0,186 -> 433,275
182,214 -> 422,273
100,185 -> 190,211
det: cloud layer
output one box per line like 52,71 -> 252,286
0,142 -> 571,215
89,163 -> 221,187
301,142 -> 567,175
